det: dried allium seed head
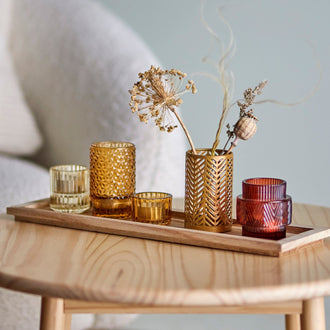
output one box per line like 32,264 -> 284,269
128,66 -> 197,133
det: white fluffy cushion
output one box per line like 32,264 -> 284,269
0,34 -> 42,156
9,0 -> 186,197
0,155 -> 48,330
0,155 -> 48,212
0,155 -> 131,330
0,157 -> 135,330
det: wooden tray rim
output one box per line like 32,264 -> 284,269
7,199 -> 330,257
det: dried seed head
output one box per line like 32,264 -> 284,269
234,116 -> 257,140
128,66 -> 197,133
237,81 -> 268,112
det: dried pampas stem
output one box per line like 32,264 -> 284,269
255,41 -> 322,108
200,1 -> 236,155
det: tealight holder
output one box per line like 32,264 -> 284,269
132,192 -> 172,225
236,178 -> 292,239
50,165 -> 90,213
90,141 -> 135,219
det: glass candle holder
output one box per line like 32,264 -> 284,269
236,178 -> 292,239
184,149 -> 233,233
90,141 -> 136,219
132,192 -> 172,225
50,165 -> 90,213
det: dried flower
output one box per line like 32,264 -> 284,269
129,65 -> 197,153
237,81 -> 267,115
128,3 -> 320,158
224,82 -> 266,154
234,116 -> 257,140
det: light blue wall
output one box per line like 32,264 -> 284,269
98,0 -> 330,207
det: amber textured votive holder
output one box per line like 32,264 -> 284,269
90,141 -> 135,219
237,178 -> 292,239
50,165 -> 90,213
132,192 -> 172,225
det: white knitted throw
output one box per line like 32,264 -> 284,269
0,0 -> 42,156
9,0 -> 186,197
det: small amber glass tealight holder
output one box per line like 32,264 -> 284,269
50,165 -> 90,213
236,178 -> 292,240
132,192 -> 172,225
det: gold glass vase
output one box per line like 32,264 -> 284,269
90,141 -> 136,218
184,149 -> 233,232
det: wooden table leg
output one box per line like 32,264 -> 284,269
300,297 -> 325,330
64,313 -> 72,330
40,297 -> 69,330
285,314 -> 301,330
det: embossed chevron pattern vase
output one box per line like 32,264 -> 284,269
184,149 -> 233,232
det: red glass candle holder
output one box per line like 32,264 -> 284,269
237,178 -> 292,239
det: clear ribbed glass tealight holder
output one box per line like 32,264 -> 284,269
50,165 -> 90,213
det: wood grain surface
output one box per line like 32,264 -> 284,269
0,203 -> 329,306
63,300 -> 303,314
8,199 -> 330,257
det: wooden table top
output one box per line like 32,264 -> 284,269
0,203 -> 329,306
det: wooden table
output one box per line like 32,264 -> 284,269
0,203 -> 329,330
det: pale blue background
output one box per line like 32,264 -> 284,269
98,0 -> 330,208
95,1 -> 330,328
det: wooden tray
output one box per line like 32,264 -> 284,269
7,199 -> 330,257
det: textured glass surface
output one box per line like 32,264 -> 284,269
237,178 -> 292,239
50,165 -> 90,213
90,141 -> 135,219
242,178 -> 286,201
184,149 -> 233,233
132,192 -> 172,225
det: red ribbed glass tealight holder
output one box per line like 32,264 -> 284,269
237,178 -> 292,239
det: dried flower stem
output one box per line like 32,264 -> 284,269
171,107 -> 197,154
222,134 -> 232,152
221,81 -> 267,155
255,41 -> 322,108
200,2 -> 235,155
225,139 -> 236,154
211,91 -> 229,153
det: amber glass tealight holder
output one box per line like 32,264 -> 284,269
236,178 -> 292,239
132,192 -> 172,225
90,141 -> 135,219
